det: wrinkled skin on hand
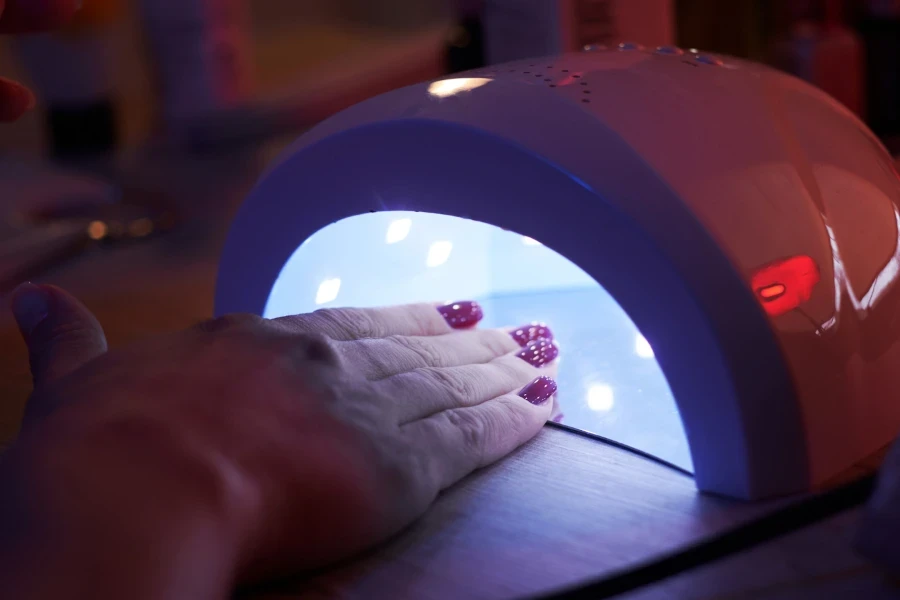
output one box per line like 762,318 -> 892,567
1,285 -> 558,599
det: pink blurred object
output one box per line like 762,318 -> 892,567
136,0 -> 256,143
482,0 -> 675,65
771,0 -> 866,117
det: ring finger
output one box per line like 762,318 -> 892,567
339,324 -> 553,380
378,339 -> 559,424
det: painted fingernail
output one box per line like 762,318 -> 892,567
510,322 -> 553,346
10,283 -> 50,335
437,301 -> 483,329
516,339 -> 559,367
519,376 -> 558,406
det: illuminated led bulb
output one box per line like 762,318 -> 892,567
426,241 -> 453,267
521,236 -> 542,246
385,218 -> 412,244
315,278 -> 341,305
635,334 -> 654,358
587,384 -> 614,412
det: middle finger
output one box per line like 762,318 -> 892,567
377,340 -> 559,424
340,324 -> 554,380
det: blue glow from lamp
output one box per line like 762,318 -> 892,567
265,212 -> 691,472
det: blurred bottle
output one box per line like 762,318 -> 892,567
446,0 -> 486,73
858,0 -> 900,138
14,0 -> 124,160
479,0 -> 674,65
770,0 -> 865,117
136,0 -> 256,147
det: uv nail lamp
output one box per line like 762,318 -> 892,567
215,46 -> 900,501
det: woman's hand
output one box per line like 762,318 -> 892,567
0,0 -> 80,121
0,284 -> 558,599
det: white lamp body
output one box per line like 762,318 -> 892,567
216,47 -> 900,500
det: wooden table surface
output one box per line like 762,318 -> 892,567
2,144 -> 899,600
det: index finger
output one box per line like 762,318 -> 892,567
0,0 -> 80,34
273,301 -> 484,341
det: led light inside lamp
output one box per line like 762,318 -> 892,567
635,334 -> 654,359
315,278 -> 341,305
587,384 -> 615,412
426,241 -> 454,267
385,218 -> 412,244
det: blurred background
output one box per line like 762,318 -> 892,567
1,0 -> 897,161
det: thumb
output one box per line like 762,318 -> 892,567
10,283 -> 108,387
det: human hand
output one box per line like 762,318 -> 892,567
0,284 -> 558,599
0,0 -> 80,121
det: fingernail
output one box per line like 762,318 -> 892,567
510,322 -> 553,346
516,339 -> 559,368
10,283 -> 50,335
519,376 -> 558,406
437,301 -> 483,329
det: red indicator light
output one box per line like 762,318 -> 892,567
751,255 -> 820,317
758,283 -> 786,300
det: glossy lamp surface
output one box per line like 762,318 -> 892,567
216,46 -> 900,500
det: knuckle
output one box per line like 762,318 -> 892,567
421,367 -> 476,403
388,335 -> 445,368
406,305 -> 445,336
296,332 -> 340,365
496,395 -> 533,436
444,409 -> 488,463
497,354 -> 537,380
313,307 -> 378,340
479,331 -> 517,356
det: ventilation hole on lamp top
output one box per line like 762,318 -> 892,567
580,81 -> 588,86
582,98 -> 591,103
583,90 -> 591,94
562,69 -> 569,72
546,65 -> 553,68
573,74 -> 582,78
524,71 -> 530,74
535,74 -> 542,78
549,84 -> 557,88
544,78 -> 552,82
509,69 -> 516,72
